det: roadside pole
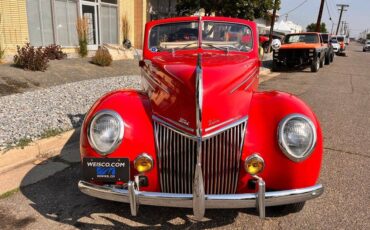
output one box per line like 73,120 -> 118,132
315,0 -> 325,32
267,0 -> 279,53
336,4 -> 349,35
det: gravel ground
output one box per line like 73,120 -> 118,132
0,75 -> 140,149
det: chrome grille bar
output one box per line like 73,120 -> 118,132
154,117 -> 247,194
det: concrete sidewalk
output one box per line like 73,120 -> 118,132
0,129 -> 81,195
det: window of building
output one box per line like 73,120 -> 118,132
55,0 -> 78,46
27,0 -> 54,46
100,4 -> 118,44
27,0 -> 118,47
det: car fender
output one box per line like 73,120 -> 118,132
237,91 -> 323,193
80,89 -> 160,192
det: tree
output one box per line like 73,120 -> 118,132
306,22 -> 327,33
176,0 -> 279,20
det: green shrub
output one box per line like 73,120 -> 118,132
13,43 -> 48,71
44,44 -> 66,60
92,47 -> 112,66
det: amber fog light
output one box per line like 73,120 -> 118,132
245,154 -> 264,175
134,153 -> 153,173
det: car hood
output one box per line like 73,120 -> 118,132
143,52 -> 259,136
280,43 -> 322,49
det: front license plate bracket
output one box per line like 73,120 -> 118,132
82,158 -> 130,182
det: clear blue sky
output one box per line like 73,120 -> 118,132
279,0 -> 370,37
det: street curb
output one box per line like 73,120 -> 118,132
0,128 -> 80,174
0,128 -> 81,195
259,67 -> 272,76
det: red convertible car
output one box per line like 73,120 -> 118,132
78,16 -> 323,220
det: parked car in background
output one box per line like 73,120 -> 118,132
333,35 -> 346,55
259,33 -> 283,52
78,16 -> 324,220
330,37 -> 340,54
272,32 -> 328,72
363,41 -> 370,52
345,36 -> 350,45
320,33 -> 335,64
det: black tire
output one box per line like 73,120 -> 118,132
330,53 -> 334,62
271,202 -> 306,214
272,60 -> 279,72
311,58 -> 320,72
325,53 -> 330,65
319,56 -> 324,68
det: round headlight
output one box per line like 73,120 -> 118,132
88,110 -> 124,155
278,114 -> 317,162
134,153 -> 153,173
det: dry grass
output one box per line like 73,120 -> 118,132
76,17 -> 89,57
76,16 -> 89,41
121,15 -> 130,42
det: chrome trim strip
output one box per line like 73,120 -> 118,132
193,53 -> 205,220
153,114 -> 194,133
142,70 -> 170,94
244,76 -> 258,91
229,68 -> 259,94
195,53 -> 203,137
153,115 -> 248,141
79,181 -> 324,209
203,116 -> 248,140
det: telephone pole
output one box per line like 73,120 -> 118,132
267,0 -> 279,53
336,4 -> 349,35
316,0 -> 325,32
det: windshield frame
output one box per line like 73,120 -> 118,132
147,18 -> 254,53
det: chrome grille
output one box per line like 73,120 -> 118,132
154,119 -> 246,194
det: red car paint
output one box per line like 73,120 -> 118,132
80,16 -> 322,193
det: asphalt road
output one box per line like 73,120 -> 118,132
0,43 -> 369,229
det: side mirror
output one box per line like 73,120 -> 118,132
271,39 -> 281,51
123,39 -> 132,49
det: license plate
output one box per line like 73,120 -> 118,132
82,158 -> 130,182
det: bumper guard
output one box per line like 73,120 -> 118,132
78,179 -> 323,219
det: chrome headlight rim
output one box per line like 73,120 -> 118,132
87,110 -> 124,156
278,113 -> 317,162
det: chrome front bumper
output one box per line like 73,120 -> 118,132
78,179 -> 323,219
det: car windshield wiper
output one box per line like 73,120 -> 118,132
157,41 -> 198,52
202,43 -> 246,52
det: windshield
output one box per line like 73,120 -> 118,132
337,37 -> 344,42
202,21 -> 253,52
321,34 -> 329,43
284,34 -> 319,44
149,22 -> 199,51
148,21 -> 253,52
330,38 -> 338,43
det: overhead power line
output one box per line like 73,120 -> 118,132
325,0 -> 333,21
281,0 -> 308,16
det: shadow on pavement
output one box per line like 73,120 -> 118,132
19,129 -> 295,228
